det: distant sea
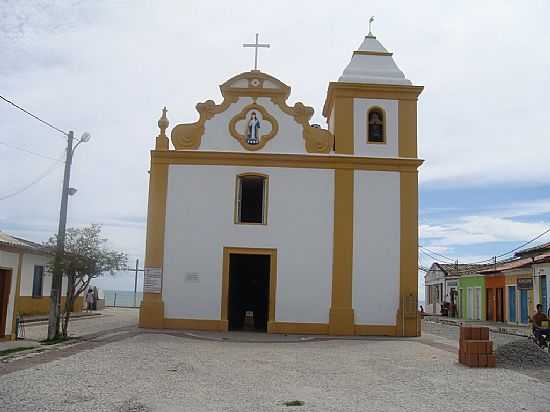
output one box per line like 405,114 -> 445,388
103,290 -> 142,308
102,291 -> 424,310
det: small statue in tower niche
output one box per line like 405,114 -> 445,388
368,110 -> 384,143
247,111 -> 261,144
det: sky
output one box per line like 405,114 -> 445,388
1,1 -> 549,300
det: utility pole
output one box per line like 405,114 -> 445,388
47,131 -> 74,340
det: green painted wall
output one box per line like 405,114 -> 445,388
458,276 -> 486,320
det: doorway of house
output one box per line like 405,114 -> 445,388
228,253 -> 270,332
0,269 -> 12,338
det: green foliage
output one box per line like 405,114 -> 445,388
46,224 -> 127,287
45,224 -> 127,336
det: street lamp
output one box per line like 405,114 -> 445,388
47,131 -> 91,340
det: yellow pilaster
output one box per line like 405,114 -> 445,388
399,170 -> 420,336
139,160 -> 168,329
398,100 -> 417,158
329,96 -> 355,335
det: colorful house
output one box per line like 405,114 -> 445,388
458,275 -> 486,321
484,274 -> 506,322
0,231 -> 83,340
479,257 -> 536,325
424,263 -> 485,317
514,242 -> 550,315
533,256 -> 550,314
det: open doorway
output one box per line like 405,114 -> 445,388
227,254 -> 270,332
0,269 -> 12,338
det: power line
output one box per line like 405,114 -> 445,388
419,246 -> 455,263
465,227 -> 550,264
419,248 -> 446,264
0,94 -> 68,137
0,159 -> 62,201
0,140 -> 64,162
420,227 -> 550,267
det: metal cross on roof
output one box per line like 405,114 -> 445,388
243,33 -> 270,71
368,16 -> 375,37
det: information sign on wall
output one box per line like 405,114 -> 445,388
144,267 -> 162,293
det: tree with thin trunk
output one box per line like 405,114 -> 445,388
45,224 -> 127,338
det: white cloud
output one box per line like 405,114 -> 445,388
421,216 -> 548,246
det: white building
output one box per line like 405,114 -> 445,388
139,32 -> 424,336
517,242 -> 550,314
424,263 -> 485,317
0,231 -> 81,340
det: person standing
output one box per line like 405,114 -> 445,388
85,288 -> 95,312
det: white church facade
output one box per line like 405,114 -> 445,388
139,32 -> 423,336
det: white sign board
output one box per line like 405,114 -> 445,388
144,267 -> 162,293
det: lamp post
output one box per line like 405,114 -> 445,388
47,130 -> 90,340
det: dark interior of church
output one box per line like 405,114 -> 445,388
239,176 -> 264,223
228,254 -> 270,332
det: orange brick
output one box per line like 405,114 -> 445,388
460,326 -> 472,341
480,327 -> 489,341
467,353 -> 479,367
487,354 -> 496,368
465,340 -> 490,354
478,354 -> 488,367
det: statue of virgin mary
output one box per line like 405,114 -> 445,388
247,111 -> 260,144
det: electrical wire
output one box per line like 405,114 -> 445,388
0,94 -> 68,137
419,246 -> 456,263
0,140 -> 64,162
419,248 -> 446,263
463,227 -> 550,264
0,159 -> 62,201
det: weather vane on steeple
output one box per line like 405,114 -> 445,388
368,16 -> 375,37
243,33 -> 270,71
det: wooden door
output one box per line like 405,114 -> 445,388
0,269 -> 12,337
486,288 -> 494,321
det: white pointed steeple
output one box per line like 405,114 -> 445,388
338,32 -> 411,85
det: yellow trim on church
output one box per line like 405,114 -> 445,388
140,70 -> 423,337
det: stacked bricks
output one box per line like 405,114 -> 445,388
458,326 -> 496,368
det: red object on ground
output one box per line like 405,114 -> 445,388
458,326 -> 495,368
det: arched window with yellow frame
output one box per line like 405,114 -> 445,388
367,107 -> 386,144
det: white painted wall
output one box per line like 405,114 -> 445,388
0,250 -> 19,336
199,97 -> 310,154
353,171 -> 400,325
162,165 -> 334,323
19,254 -> 57,297
353,98 -> 398,157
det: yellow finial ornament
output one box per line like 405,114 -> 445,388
156,106 -> 169,150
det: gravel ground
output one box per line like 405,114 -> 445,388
1,333 -> 550,412
422,320 -> 525,348
497,340 -> 550,369
21,308 -> 139,341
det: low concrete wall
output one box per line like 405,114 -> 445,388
17,296 -> 84,316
